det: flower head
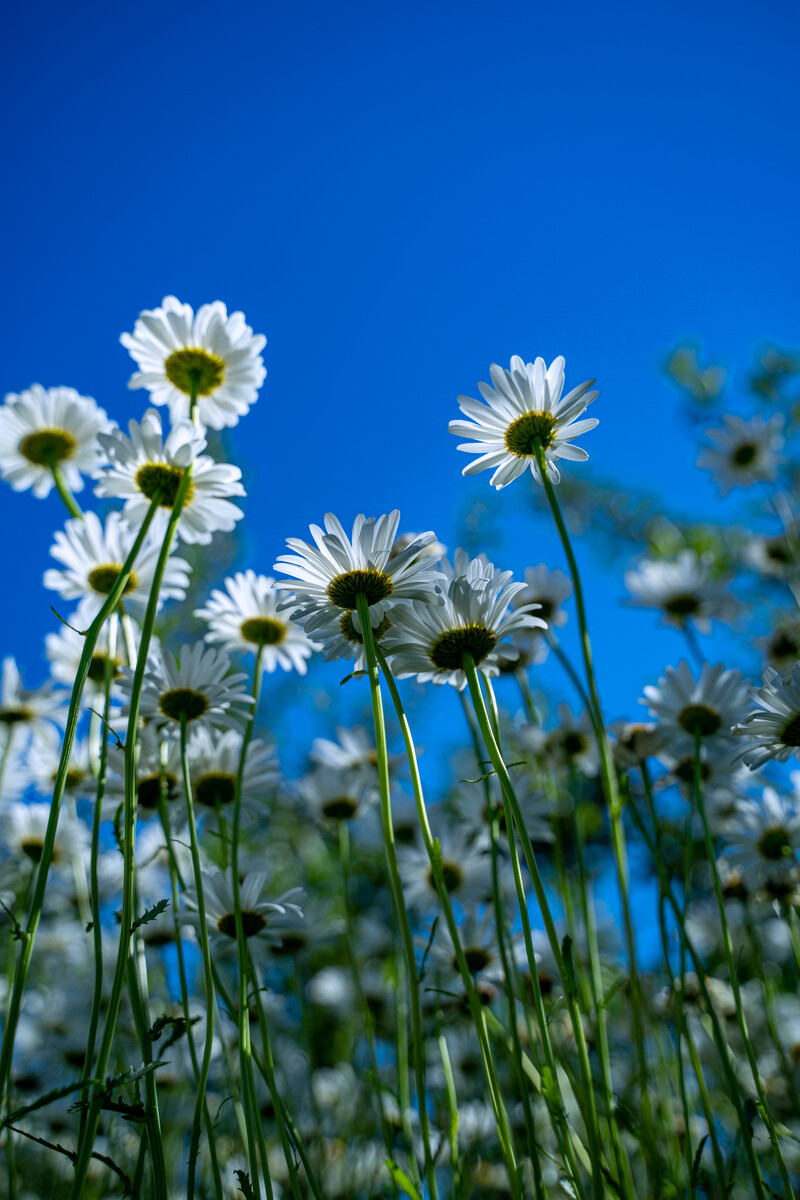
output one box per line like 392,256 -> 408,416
121,296 -> 266,430
122,643 -> 252,738
182,867 -> 303,958
0,385 -> 114,498
0,657 -> 67,752
450,355 -> 598,488
724,789 -> 800,889
625,551 -> 737,633
195,570 -> 316,674
697,413 -> 784,495
384,553 -> 545,689
95,408 -> 245,546
735,666 -> 800,769
641,660 -> 748,746
43,510 -> 190,619
274,511 -> 445,637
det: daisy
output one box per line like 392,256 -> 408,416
450,354 -> 599,488
521,705 -> 600,776
742,532 -> 798,580
31,738 -> 94,803
0,743 -> 33,804
641,660 -> 748,743
0,657 -> 67,752
187,727 -> 279,814
697,413 -> 784,495
625,551 -> 737,633
424,906 -> 501,982
310,725 -> 378,773
735,665 -> 800,768
725,790 -> 800,888
299,767 -> 378,823
451,780 -> 555,847
44,510 -> 190,619
104,725 -> 184,816
384,553 -> 545,689
757,621 -> 800,674
513,563 -> 572,628
657,741 -> 750,797
274,511 -> 445,635
120,295 -> 266,430
45,603 -> 149,698
122,643 -> 252,738
194,570 -> 316,673
2,801 -> 88,871
398,824 -> 491,911
182,867 -> 303,958
295,603 -> 393,668
95,408 -> 245,546
0,384 -> 114,498
609,721 -> 667,769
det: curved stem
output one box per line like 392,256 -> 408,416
51,464 -> 85,519
356,594 -> 441,1200
0,497 -> 160,1111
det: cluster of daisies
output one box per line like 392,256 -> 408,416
3,298 -> 800,1197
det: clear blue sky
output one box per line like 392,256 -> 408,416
3,0 -> 799,729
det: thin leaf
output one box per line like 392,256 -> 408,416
131,897 -> 169,933
690,1134 -> 709,1188
384,1159 -> 424,1200
4,1077 -> 97,1126
234,1169 -> 256,1200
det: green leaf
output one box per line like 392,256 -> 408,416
690,1134 -> 708,1188
234,1169 -> 256,1199
131,897 -> 169,933
384,1159 -> 424,1200
340,669 -> 367,685
4,1077 -> 97,1126
149,1012 -> 199,1052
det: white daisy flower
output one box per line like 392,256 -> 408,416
513,563 -> 572,628
724,789 -> 800,888
274,511 -> 445,636
742,532 -> 798,580
423,906 -> 501,982
609,721 -> 667,769
521,705 -> 600,777
43,510 -> 190,619
625,550 -> 737,633
452,779 -> 555,847
182,867 -> 303,958
0,657 -> 67,752
0,743 -> 33,804
734,665 -> 800,768
310,725 -> 378,773
30,738 -> 94,803
399,824 -> 491,911
187,726 -> 279,816
299,767 -> 378,823
641,660 -> 748,744
697,413 -> 784,495
44,602 -> 149,699
121,643 -> 252,738
95,408 -> 245,546
384,553 -> 545,690
2,801 -> 88,871
104,725 -> 184,817
0,384 -> 114,498
194,570 -> 316,674
756,621 -> 800,674
450,354 -> 599,488
120,295 -> 266,431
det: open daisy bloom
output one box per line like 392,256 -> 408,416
0,384 -> 113,499
182,868 -> 304,958
384,552 -> 545,689
735,665 -> 800,768
121,296 -> 266,430
95,408 -> 245,546
725,789 -> 800,890
122,643 -> 252,738
450,355 -> 598,488
641,660 -> 748,747
0,656 -> 67,752
625,550 -> 737,633
274,511 -> 445,637
697,413 -> 784,495
195,570 -> 316,674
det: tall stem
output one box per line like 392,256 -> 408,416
51,464 -> 85,519
0,497 -> 160,1110
356,594 -> 441,1200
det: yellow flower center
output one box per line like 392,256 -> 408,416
165,348 -> 225,396
19,428 -> 77,466
504,411 -> 557,456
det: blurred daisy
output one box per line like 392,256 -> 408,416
0,657 -> 67,752
742,532 -> 798,580
625,551 -> 737,633
725,789 -> 800,888
299,767 -> 378,824
757,621 -> 800,674
274,511 -> 445,636
450,354 -> 598,488
120,296 -> 266,430
95,408 -> 245,546
310,725 -> 378,773
187,727 -> 279,814
697,413 -> 784,495
0,384 -> 113,498
452,779 -> 555,846
399,824 -> 491,911
299,603 -> 394,668
195,570 -> 316,673
44,510 -> 190,619
123,643 -> 252,738
0,742 -> 33,804
521,705 -> 600,776
105,725 -> 184,817
384,553 -> 544,689
31,738 -> 94,803
657,740 -> 750,797
513,563 -> 572,628
609,721 -> 667,769
425,906 -> 501,982
182,867 -> 303,958
735,666 -> 800,768
641,660 -> 748,743
3,801 -> 88,870
45,603 -> 148,698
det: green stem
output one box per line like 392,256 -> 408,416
0,496 -> 160,1111
180,713 -> 219,1200
373,644 -> 523,1200
69,475 -> 191,1197
356,594 -> 441,1200
51,464 -> 85,519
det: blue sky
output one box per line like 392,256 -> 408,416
3,0 -> 799,739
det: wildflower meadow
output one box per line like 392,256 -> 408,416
2,299 -> 800,1200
